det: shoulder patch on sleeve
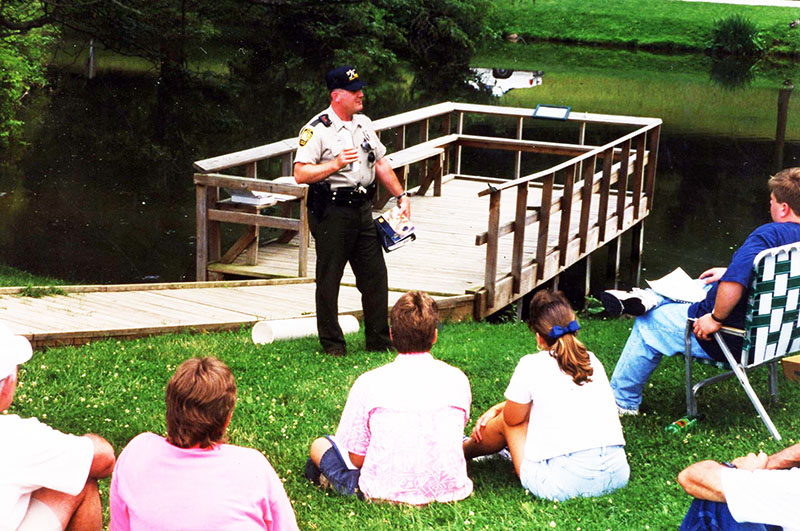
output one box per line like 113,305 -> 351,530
299,127 -> 314,147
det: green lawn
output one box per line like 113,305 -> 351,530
491,0 -> 800,55
8,316 -> 799,529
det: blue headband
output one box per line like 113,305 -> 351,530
548,320 -> 580,339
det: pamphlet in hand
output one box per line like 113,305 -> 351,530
374,206 -> 416,252
646,267 -> 707,303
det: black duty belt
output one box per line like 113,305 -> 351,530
330,184 -> 375,206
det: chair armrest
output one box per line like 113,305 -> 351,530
686,318 -> 745,338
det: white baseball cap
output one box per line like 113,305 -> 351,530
0,322 -> 32,381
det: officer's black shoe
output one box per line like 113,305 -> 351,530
323,345 -> 347,356
365,342 -> 394,353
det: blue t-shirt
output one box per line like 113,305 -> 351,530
688,222 -> 800,361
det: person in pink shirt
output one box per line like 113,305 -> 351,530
304,290 -> 473,505
109,357 -> 298,531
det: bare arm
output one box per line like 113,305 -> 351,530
679,451 -> 768,501
693,281 -> 746,339
374,157 -> 410,218
677,461 -> 727,502
767,442 -> 800,469
502,399 -> 531,427
293,148 -> 359,185
348,452 -> 365,469
84,433 -> 115,478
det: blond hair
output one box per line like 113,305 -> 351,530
768,167 -> 800,216
529,290 -> 593,385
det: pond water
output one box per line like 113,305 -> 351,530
1,43 -> 798,289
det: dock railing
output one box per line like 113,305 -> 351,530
193,102 -> 661,315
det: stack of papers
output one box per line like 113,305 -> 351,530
224,188 -> 277,207
646,267 -> 707,303
374,206 -> 416,252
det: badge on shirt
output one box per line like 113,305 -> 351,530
299,127 -> 314,147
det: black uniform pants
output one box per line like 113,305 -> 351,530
309,202 -> 391,351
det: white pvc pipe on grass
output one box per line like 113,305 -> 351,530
251,315 -> 359,344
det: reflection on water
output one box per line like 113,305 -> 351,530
0,50 -> 798,286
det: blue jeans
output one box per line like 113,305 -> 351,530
680,499 -> 779,530
610,291 -> 714,410
519,445 -> 629,502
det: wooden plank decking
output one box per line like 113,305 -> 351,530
0,280 -> 472,348
209,176 -> 645,297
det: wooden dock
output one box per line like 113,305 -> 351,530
0,280 -> 472,348
2,102 -> 661,348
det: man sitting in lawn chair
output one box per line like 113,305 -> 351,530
0,322 -> 116,531
677,442 -> 800,529
602,167 -> 800,415
304,290 -> 473,504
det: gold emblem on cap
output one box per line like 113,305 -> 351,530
346,69 -> 358,81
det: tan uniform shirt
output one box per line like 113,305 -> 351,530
294,106 -> 387,190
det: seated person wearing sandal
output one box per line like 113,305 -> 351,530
605,167 -> 800,415
305,291 -> 472,504
110,357 -> 298,531
463,291 -> 628,502
1,322 -> 116,531
677,443 -> 800,530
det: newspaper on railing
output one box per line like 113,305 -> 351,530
646,267 -> 707,303
374,206 -> 416,252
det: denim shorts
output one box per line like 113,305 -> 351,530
520,445 -> 629,502
317,436 -> 363,499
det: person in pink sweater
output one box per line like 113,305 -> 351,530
110,357 -> 298,531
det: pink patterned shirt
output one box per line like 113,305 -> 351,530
335,352 -> 472,505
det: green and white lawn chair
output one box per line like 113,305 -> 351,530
684,241 -> 800,441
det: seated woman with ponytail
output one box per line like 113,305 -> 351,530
463,290 -> 629,501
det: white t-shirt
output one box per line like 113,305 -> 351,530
0,414 -> 94,531
504,350 -> 625,462
722,466 -> 800,530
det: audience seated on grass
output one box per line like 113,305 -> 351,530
463,290 -> 629,502
109,356 -> 298,530
678,442 -> 800,529
0,322 -> 116,531
304,290 -> 473,504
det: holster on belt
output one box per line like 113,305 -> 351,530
308,181 -> 332,223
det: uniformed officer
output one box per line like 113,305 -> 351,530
294,65 -> 411,356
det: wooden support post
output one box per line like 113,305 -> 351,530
245,162 -> 259,265
616,139 -> 631,230
631,221 -> 644,287
775,86 -> 792,173
577,121 -> 586,177
558,166 -> 576,267
551,275 -> 560,291
597,147 -> 613,243
420,119 -> 429,143
433,153 -> 443,197
299,189 -> 308,277
207,186 -> 220,263
582,254 -> 592,308
281,154 -> 292,177
645,126 -> 660,210
606,237 -> 621,290
536,174 -> 554,280
484,192 -> 501,307
511,182 -> 529,294
196,184 -> 208,281
578,155 -> 596,254
514,117 -> 523,179
632,133 -> 646,219
455,112 -> 464,174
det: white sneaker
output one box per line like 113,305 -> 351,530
617,406 -> 639,416
601,288 -> 658,317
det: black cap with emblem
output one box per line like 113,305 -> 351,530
325,65 -> 366,92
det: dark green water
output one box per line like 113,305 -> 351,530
0,46 -> 797,288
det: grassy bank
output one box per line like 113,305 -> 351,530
0,264 -> 66,288
9,316 -> 799,529
474,42 -> 800,140
491,0 -> 800,56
